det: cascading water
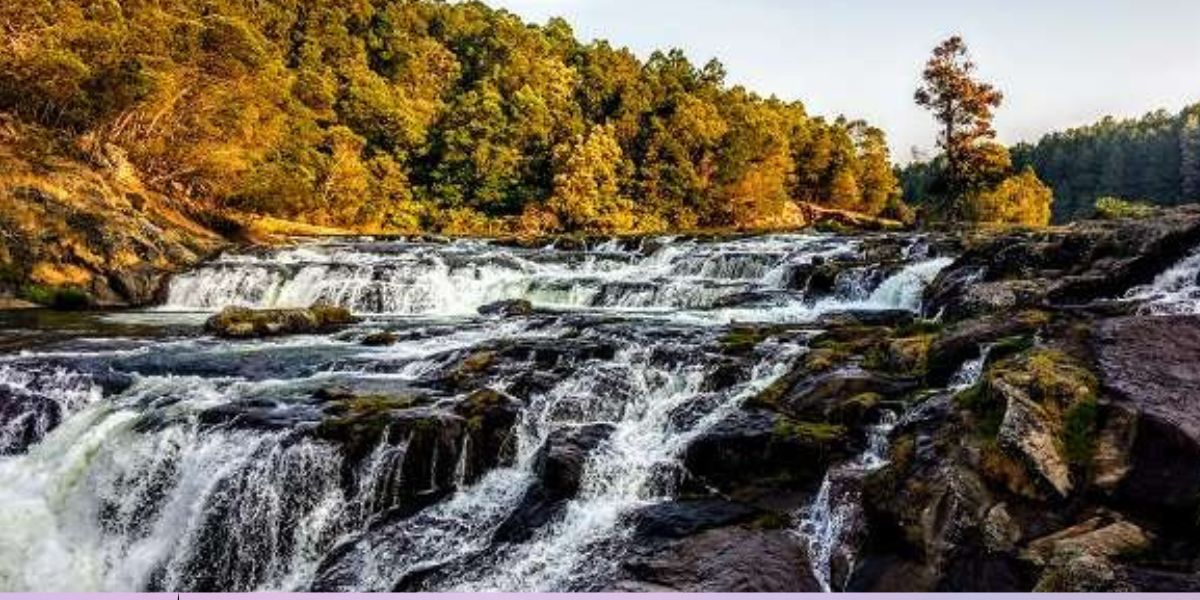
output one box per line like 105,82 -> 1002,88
1125,246 -> 1200,314
0,233 -> 959,592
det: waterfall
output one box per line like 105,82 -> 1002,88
0,233 -> 958,592
794,412 -> 897,593
160,236 -> 947,321
1125,246 -> 1200,314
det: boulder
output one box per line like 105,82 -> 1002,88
994,381 -> 1072,497
1093,316 -> 1200,514
205,303 -> 358,338
926,311 -> 1047,386
477,299 -> 534,318
622,526 -> 821,592
361,331 -> 399,347
683,408 -> 852,497
629,499 -> 761,540
493,423 -> 615,543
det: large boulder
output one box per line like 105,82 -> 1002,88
683,408 -> 853,499
205,303 -> 358,338
1093,316 -> 1200,516
621,526 -> 821,592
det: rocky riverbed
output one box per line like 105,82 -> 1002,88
3,210 -> 1200,592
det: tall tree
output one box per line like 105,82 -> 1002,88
914,36 -> 1004,218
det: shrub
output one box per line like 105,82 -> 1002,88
1094,197 -> 1155,220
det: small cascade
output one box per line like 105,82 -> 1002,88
1125,246 -> 1200,314
795,412 -> 897,593
949,344 -> 995,391
0,364 -> 102,454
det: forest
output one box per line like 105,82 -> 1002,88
903,103 -> 1200,223
0,0 -> 907,235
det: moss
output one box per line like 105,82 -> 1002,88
978,438 -> 1041,499
889,433 -> 916,474
721,325 -> 786,355
21,284 -> 90,310
309,302 -> 356,326
955,382 -> 1005,438
325,393 -> 418,418
773,418 -> 847,445
1062,396 -> 1099,466
895,318 -> 944,337
750,512 -> 793,530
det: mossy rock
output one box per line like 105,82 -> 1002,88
772,417 -> 848,445
205,302 -> 359,338
21,284 -> 90,310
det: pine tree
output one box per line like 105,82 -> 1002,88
914,36 -> 1004,219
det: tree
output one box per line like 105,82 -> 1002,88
968,167 -> 1052,226
1182,109 -> 1200,201
914,36 -> 1004,218
547,125 -> 635,233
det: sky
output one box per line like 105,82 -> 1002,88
486,0 -> 1200,162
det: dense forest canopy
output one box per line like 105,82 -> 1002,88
0,0 -> 907,234
903,103 -> 1200,223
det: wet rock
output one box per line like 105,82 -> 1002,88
452,389 -> 522,486
1094,316 -> 1200,515
758,367 -> 918,431
205,303 -> 358,338
815,309 -> 916,329
361,331 -> 399,347
683,408 -> 852,497
629,499 -> 761,540
926,311 -> 1048,386
493,423 -> 615,543
0,385 -> 63,454
622,526 -> 821,592
477,299 -> 534,318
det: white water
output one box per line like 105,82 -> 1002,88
795,412 -> 897,593
161,236 -> 947,323
1,234 -> 960,592
1125,246 -> 1200,314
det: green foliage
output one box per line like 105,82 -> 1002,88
967,167 -> 1053,226
21,284 -> 89,310
0,0 -> 905,234
908,103 -> 1200,223
1094,197 -> 1156,220
1062,396 -> 1098,466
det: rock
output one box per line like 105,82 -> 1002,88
994,381 -> 1073,497
925,207 -> 1200,319
204,303 -> 358,338
1023,517 -> 1152,567
622,526 -> 821,592
759,367 -> 919,430
361,331 -> 399,347
532,423 -> 614,499
683,408 -> 852,497
0,384 -> 63,454
1034,553 -> 1130,592
1118,567 -> 1200,592
815,309 -> 916,329
493,423 -> 615,543
1094,316 -> 1200,515
451,389 -> 522,486
629,499 -> 761,540
926,311 -> 1047,386
477,299 -> 534,318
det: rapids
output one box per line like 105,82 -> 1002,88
0,233 -> 959,591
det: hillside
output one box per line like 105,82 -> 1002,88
0,0 -> 907,240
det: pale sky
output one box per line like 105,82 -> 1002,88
487,0 -> 1200,162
